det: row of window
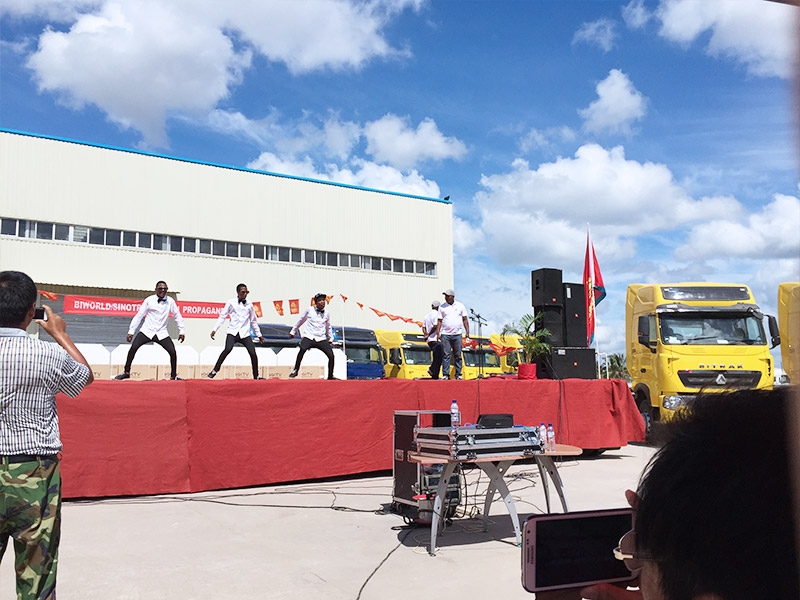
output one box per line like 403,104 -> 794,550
0,218 -> 437,276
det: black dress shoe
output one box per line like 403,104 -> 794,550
288,369 -> 298,378
114,372 -> 130,380
171,376 -> 183,380
207,370 -> 217,379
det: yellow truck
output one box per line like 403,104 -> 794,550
461,336 -> 504,379
489,333 -> 524,373
778,282 -> 800,384
375,330 -> 434,379
626,282 -> 780,437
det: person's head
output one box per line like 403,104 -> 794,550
0,270 -> 37,328
443,289 -> 455,303
314,293 -> 327,310
236,283 -> 249,301
633,388 -> 798,600
155,281 -> 168,299
431,300 -> 441,310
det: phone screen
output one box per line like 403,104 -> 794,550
522,508 -> 635,592
34,307 -> 47,321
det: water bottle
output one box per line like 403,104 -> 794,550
546,423 -> 556,452
450,399 -> 460,429
538,423 -> 547,450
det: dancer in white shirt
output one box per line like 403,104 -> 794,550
288,293 -> 335,379
422,300 -> 443,379
116,280 -> 185,380
208,283 -> 265,379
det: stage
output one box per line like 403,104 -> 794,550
56,378 -> 644,499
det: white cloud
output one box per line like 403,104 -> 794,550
675,193 -> 800,260
655,0 -> 795,78
621,0 -> 650,30
13,0 -> 424,147
572,18 -> 617,53
246,152 -> 441,198
472,144 -> 741,268
519,126 -> 576,154
27,1 -> 251,147
579,69 -> 647,136
452,216 -> 485,253
363,114 -> 467,170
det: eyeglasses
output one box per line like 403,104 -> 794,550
613,529 -> 655,573
239,290 -> 250,294
156,287 -> 168,291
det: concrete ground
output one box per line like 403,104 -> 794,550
0,445 -> 655,600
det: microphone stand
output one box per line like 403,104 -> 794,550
469,309 -> 487,378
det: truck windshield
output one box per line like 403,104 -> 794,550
463,350 -> 501,367
404,348 -> 433,365
659,314 -> 766,346
345,347 -> 382,363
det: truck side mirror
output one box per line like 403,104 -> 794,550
389,348 -> 402,366
637,316 -> 651,348
767,315 -> 781,349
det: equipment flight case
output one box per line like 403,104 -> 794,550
414,425 -> 543,461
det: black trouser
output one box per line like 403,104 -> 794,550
213,333 -> 259,378
293,338 -> 335,379
125,332 -> 177,377
427,340 -> 443,379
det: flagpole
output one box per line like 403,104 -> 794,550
340,295 -> 347,355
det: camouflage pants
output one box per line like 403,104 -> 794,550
0,457 -> 61,600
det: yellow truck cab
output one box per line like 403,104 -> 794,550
626,283 -> 780,437
778,282 -> 800,384
374,330 -> 433,379
461,336 -> 503,379
489,333 -> 523,374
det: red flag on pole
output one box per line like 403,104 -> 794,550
583,225 -> 606,347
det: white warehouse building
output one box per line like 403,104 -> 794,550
0,129 -> 454,348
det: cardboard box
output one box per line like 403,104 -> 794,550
156,365 -> 197,380
198,365 -> 216,379
111,364 -> 158,381
223,365 -> 259,380
266,366 -> 292,379
90,365 -> 112,381
298,365 -> 325,379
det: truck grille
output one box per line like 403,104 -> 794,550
677,370 -> 762,389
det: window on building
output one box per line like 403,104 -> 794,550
382,258 -> 393,271
36,222 -> 53,240
326,252 -> 338,267
73,226 -> 89,243
268,246 -> 278,261
240,243 -> 252,259
152,234 -> 167,250
404,260 -> 414,273
55,224 -> 70,241
106,230 -> 121,246
425,262 -> 436,276
304,250 -> 315,264
89,228 -> 105,245
226,242 -> 238,258
1,219 -> 16,236
279,247 -> 290,262
291,248 -> 302,262
200,239 -> 212,254
122,231 -> 136,247
169,236 -> 182,252
17,220 -> 31,238
138,232 -> 152,249
362,256 -> 372,270
415,261 -> 424,274
253,244 -> 265,259
212,240 -> 225,256
316,251 -> 326,266
372,257 -> 382,271
183,238 -> 196,253
349,255 -> 361,268
338,254 -> 349,268
393,259 -> 403,273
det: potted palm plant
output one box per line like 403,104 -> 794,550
501,313 -> 552,379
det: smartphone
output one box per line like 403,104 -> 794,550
34,307 -> 47,321
522,508 -> 636,593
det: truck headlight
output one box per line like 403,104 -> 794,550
662,395 -> 686,410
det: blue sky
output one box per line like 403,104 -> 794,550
1,0 -> 798,364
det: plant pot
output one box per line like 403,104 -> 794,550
518,363 -> 537,380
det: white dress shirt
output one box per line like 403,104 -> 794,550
214,298 -> 262,338
291,306 -> 332,342
423,309 -> 439,342
438,300 -> 468,336
128,295 -> 185,339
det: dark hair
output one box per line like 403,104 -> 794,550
156,280 -> 167,288
236,283 -> 247,292
0,270 -> 38,327
635,388 -> 798,600
314,293 -> 326,301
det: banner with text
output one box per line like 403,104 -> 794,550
62,295 -> 261,320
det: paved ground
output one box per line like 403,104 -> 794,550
0,444 -> 655,600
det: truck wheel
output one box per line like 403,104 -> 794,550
638,399 -> 655,443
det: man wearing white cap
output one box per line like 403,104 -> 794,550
422,300 -> 443,379
436,289 -> 469,380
